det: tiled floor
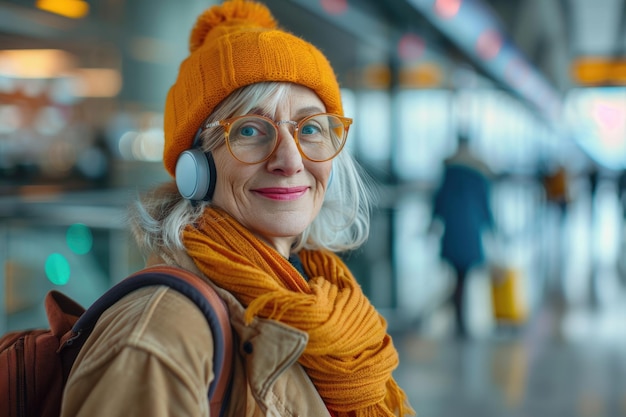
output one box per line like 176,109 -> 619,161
392,298 -> 626,417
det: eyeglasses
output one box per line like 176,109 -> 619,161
205,113 -> 352,164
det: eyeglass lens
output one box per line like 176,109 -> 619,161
226,114 -> 346,163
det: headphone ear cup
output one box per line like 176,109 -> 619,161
175,149 -> 216,201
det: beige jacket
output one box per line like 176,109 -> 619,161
60,256 -> 331,417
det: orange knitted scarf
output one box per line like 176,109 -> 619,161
182,207 -> 414,416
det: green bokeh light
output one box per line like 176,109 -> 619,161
66,223 -> 93,255
45,253 -> 71,285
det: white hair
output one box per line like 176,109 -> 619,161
129,82 -> 376,256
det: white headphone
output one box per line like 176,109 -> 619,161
175,128 -> 217,201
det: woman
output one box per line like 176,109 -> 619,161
61,1 -> 414,416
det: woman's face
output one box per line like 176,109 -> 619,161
211,85 -> 332,257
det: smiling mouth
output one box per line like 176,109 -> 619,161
253,187 -> 309,201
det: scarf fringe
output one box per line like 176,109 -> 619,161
385,378 -> 416,416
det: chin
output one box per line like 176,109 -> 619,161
258,220 -> 308,239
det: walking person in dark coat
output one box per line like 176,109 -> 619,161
432,133 -> 495,339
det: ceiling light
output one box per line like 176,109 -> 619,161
36,0 -> 89,19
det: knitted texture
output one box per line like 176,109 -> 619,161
182,207 -> 415,417
163,0 -> 344,176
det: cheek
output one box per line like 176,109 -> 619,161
211,150 -> 237,201
315,163 -> 333,189
307,163 -> 332,202
212,151 -> 257,198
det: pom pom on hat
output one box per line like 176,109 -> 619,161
189,0 -> 276,53
163,0 -> 343,177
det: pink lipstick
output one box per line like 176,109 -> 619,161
253,187 -> 309,201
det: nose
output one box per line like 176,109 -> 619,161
265,125 -> 304,175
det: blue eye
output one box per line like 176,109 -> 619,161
239,125 -> 258,137
300,123 -> 322,135
229,116 -> 275,147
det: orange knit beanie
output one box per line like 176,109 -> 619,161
163,0 -> 344,177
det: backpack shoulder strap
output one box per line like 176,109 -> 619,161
72,265 -> 233,417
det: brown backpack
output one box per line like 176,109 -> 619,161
0,265 -> 233,417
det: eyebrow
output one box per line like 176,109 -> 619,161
249,105 -> 326,120
293,106 -> 325,118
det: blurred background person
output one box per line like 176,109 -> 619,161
540,162 -> 571,301
431,132 -> 495,339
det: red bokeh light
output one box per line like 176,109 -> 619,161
433,0 -> 462,19
475,29 -> 502,60
398,34 -> 426,62
320,0 -> 348,15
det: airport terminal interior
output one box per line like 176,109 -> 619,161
1,0 -> 626,415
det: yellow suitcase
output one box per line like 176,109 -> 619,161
490,267 -> 528,323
